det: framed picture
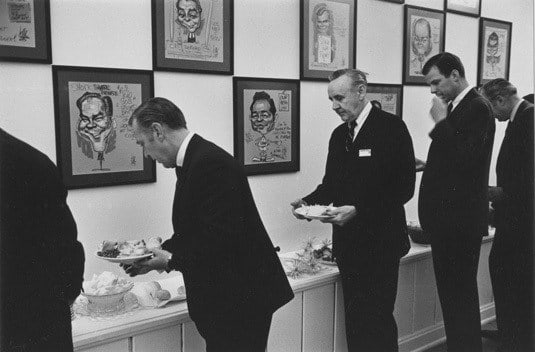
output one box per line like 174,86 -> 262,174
477,18 -> 512,86
52,66 -> 156,189
0,0 -> 51,63
300,0 -> 356,81
152,0 -> 233,75
445,0 -> 481,18
366,84 -> 404,119
403,5 -> 445,85
233,77 -> 300,176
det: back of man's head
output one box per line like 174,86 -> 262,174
129,97 -> 187,130
422,52 -> 466,78
480,78 -> 518,102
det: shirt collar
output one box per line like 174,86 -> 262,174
450,86 -> 472,112
348,101 -> 372,140
176,131 -> 194,167
509,99 -> 524,122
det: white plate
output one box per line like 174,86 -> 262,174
95,252 -> 153,264
295,206 -> 334,220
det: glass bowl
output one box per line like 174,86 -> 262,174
81,283 -> 134,314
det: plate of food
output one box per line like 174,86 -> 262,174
295,204 -> 335,220
95,237 -> 162,264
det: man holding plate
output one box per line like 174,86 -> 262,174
291,69 -> 415,352
122,97 -> 293,352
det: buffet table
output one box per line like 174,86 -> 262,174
72,235 -> 495,352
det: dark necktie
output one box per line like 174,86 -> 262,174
345,120 -> 357,152
447,102 -> 453,116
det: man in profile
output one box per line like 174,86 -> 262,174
1,128 -> 85,351
419,52 -> 495,352
480,78 -> 534,352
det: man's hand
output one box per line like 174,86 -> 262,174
120,248 -> 172,277
321,205 -> 356,226
430,96 -> 448,124
290,198 -> 309,220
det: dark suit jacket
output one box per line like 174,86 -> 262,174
303,107 -> 416,260
419,88 -> 496,238
0,129 -> 85,351
161,134 -> 293,323
493,100 -> 534,239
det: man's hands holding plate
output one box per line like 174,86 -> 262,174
291,199 -> 356,226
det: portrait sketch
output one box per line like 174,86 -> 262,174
233,77 -> 299,175
153,0 -> 233,74
0,0 -> 50,62
403,6 -> 445,85
243,90 -> 292,165
164,0 -> 224,63
478,18 -> 511,85
300,0 -> 355,81
366,84 -> 403,118
68,82 -> 144,176
53,66 -> 155,189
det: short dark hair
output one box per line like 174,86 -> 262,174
422,52 -> 466,78
329,69 -> 368,89
128,97 -> 187,130
481,78 -> 518,101
249,91 -> 276,116
76,92 -> 113,116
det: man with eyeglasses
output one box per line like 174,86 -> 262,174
291,69 -> 415,351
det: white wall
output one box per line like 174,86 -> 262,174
0,0 -> 532,281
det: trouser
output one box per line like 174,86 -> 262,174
489,227 -> 534,352
431,233 -> 482,352
337,256 -> 400,352
194,310 -> 272,352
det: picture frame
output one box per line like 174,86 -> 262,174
366,84 -> 404,119
300,0 -> 356,81
0,0 -> 52,63
445,0 -> 481,18
379,0 -> 404,4
403,5 -> 446,85
52,66 -> 156,189
233,77 -> 300,176
152,0 -> 233,75
477,18 -> 512,86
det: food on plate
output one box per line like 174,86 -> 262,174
82,271 -> 132,295
97,237 -> 163,258
313,241 -> 334,262
131,281 -> 171,307
299,204 -> 335,217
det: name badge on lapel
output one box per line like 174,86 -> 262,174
358,149 -> 372,157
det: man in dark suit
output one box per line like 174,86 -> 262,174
481,79 -> 534,352
122,97 -> 294,352
0,128 -> 85,352
291,69 -> 416,351
419,52 -> 495,352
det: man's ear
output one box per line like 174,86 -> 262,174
358,84 -> 367,99
150,122 -> 165,141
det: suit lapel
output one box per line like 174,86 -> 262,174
353,106 -> 377,147
447,88 -> 478,125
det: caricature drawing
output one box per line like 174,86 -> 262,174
249,91 -> 280,163
485,31 -> 501,76
312,3 -> 336,64
410,17 -> 433,76
175,0 -> 204,43
75,92 -> 117,171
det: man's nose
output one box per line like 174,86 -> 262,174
332,101 -> 340,110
